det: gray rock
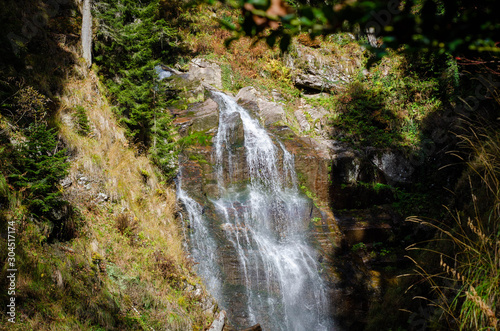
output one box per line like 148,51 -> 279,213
190,98 -> 220,132
155,65 -> 173,80
294,100 -> 329,136
371,152 -> 414,184
188,58 -> 222,89
271,89 -> 284,102
97,193 -> 109,202
53,270 -> 64,289
332,150 -> 363,184
77,176 -> 89,185
285,44 -> 356,91
365,26 -> 378,48
294,108 -> 311,132
208,310 -> 226,331
329,146 -> 415,186
236,87 -> 285,126
77,176 -> 93,190
60,113 -> 75,130
60,177 -> 73,188
293,73 -> 338,91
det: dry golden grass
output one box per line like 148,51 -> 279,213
406,123 -> 500,330
57,69 -> 185,261
6,62 -> 217,330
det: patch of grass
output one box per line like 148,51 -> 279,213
0,62 -> 215,330
311,217 -> 321,224
407,125 -> 500,330
302,50 -> 446,149
188,154 -> 209,164
351,242 -> 367,252
115,213 -> 139,238
180,131 -> 212,147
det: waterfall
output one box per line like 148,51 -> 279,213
177,91 -> 333,330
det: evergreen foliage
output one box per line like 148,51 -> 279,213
74,105 -> 91,136
8,123 -> 69,217
149,109 -> 179,179
94,0 -> 181,179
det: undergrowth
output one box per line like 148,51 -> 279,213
407,124 -> 500,330
0,58 -> 214,331
180,3 -> 452,152
322,51 -> 451,149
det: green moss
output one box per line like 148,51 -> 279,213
179,131 -> 212,147
189,153 -> 209,164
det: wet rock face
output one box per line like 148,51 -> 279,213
278,134 -> 331,203
173,81 -> 419,330
190,98 -> 220,133
215,112 -> 248,187
178,91 -> 337,330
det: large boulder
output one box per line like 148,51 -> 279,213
172,93 -> 220,135
285,43 -> 360,92
188,58 -> 223,89
330,147 -> 415,187
158,58 -> 222,107
236,86 -> 285,126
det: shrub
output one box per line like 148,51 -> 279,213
74,105 -> 91,136
179,131 -> 212,147
149,112 -> 179,180
8,123 -> 69,217
115,212 -> 139,237
15,85 -> 50,123
407,126 -> 500,329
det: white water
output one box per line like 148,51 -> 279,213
178,91 -> 332,330
177,177 -> 222,296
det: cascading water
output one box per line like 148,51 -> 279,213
177,91 -> 333,330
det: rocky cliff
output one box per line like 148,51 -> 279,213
163,54 -> 432,329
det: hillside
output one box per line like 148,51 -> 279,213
0,1 -> 217,329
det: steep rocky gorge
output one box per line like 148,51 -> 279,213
2,1 -> 496,329
164,54 -> 435,329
